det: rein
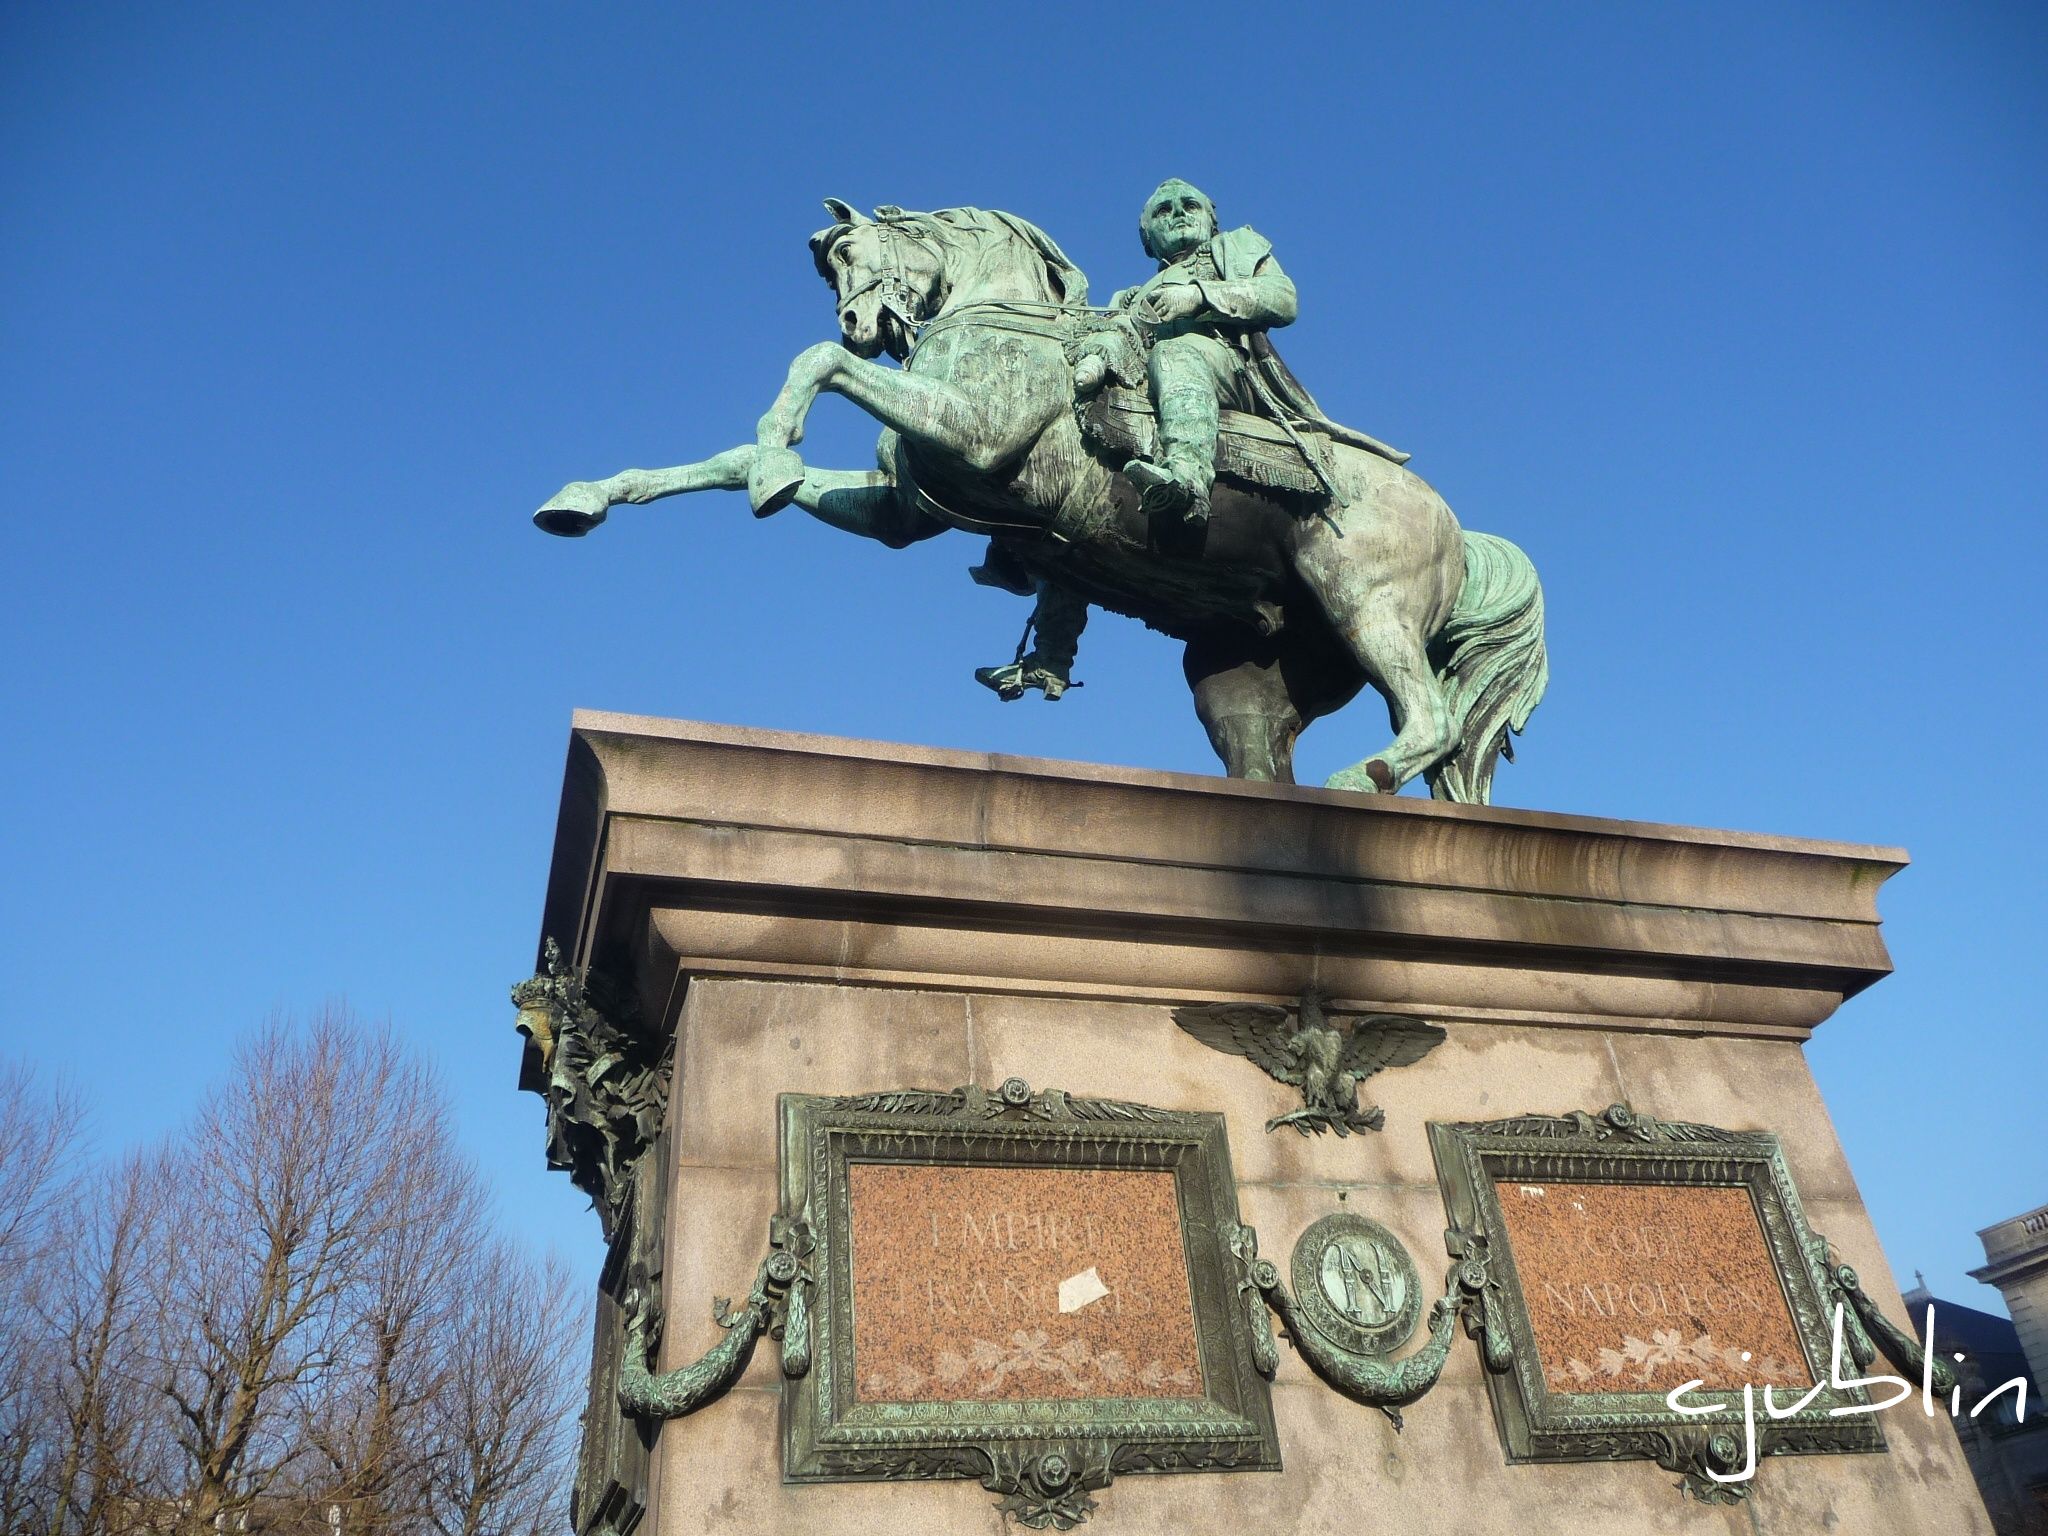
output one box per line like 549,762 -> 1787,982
905,298 -> 1129,363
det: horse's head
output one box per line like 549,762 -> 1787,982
809,199 -> 947,361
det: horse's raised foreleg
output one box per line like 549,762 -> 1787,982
536,445 -> 936,547
536,448 -> 759,533
755,342 -> 1060,509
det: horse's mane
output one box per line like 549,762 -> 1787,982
976,209 -> 1089,306
809,200 -> 1089,308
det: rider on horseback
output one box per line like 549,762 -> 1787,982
1098,177 -> 1301,530
978,178 -> 1350,704
536,186 -> 1546,802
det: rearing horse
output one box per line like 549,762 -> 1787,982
536,201 -> 1548,801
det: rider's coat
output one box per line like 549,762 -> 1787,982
1113,226 -> 1297,338
1112,227 -> 1355,444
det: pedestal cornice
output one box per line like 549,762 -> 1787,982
532,712 -> 1905,1080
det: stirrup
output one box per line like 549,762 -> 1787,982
974,662 -> 1076,702
1124,458 -> 1193,517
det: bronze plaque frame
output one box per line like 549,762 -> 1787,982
778,1080 -> 1282,1514
1429,1105 -> 1885,1482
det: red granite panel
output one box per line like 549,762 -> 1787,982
1494,1180 -> 1813,1394
846,1163 -> 1204,1403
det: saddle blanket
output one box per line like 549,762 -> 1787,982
1081,385 -> 1330,498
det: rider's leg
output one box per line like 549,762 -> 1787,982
976,583 -> 1088,702
1129,334 -> 1240,522
1023,585 -> 1087,683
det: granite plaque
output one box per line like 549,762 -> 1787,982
1494,1180 -> 1812,1394
779,1081 -> 1282,1505
847,1164 -> 1204,1403
1429,1105 -> 1884,1477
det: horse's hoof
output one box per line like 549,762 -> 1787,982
1326,759 -> 1396,795
533,482 -> 610,537
749,447 -> 805,517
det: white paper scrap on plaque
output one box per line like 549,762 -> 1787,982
1058,1266 -> 1111,1314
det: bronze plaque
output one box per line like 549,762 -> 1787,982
1493,1180 -> 1811,1393
847,1164 -> 1203,1402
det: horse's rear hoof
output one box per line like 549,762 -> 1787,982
749,447 -> 805,517
534,483 -> 609,537
1326,758 -> 1396,794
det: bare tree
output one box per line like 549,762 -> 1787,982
297,1080 -> 485,1534
36,1149 -> 172,1536
0,1061 -> 75,1273
0,1020 -> 582,1536
135,1011 -> 444,1530
423,1246 -> 581,1536
0,1061 -> 84,1531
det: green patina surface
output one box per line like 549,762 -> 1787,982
536,182 -> 1549,803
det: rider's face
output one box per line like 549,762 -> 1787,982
1144,191 -> 1215,261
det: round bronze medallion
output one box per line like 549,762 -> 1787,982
1289,1214 -> 1421,1357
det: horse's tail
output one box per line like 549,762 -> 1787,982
1424,531 -> 1549,805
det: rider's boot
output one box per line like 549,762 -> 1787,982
1124,383 -> 1218,530
974,659 -> 1074,702
975,585 -> 1088,701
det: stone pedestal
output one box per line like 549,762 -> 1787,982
527,711 -> 1991,1536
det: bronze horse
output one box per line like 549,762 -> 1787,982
536,201 -> 1547,800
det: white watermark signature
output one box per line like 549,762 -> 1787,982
1664,1302 -> 2030,1486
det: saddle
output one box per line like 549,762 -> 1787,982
1067,308 -> 1410,503
1082,385 -> 1333,498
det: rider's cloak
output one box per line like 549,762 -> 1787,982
1120,226 -> 1408,465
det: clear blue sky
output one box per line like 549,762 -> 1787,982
3,3 -> 2042,1309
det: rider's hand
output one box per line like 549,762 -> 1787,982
1143,283 -> 1204,324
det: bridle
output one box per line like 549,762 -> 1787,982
833,206 -> 1126,361
835,209 -> 948,357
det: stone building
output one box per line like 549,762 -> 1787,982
1906,1204 -> 2048,1533
1976,1207 -> 2048,1394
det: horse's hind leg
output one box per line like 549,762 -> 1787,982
1184,632 -> 1304,783
1320,594 -> 1456,795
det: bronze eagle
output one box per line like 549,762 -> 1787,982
1172,989 -> 1446,1136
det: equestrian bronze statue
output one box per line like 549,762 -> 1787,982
535,185 -> 1548,802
